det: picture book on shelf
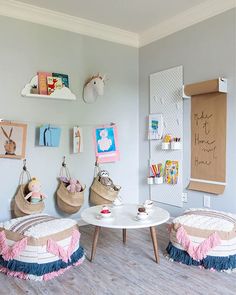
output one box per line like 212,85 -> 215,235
37,72 -> 51,95
52,73 -> 69,88
47,77 -> 63,95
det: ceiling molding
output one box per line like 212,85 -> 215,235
0,0 -> 235,48
139,0 -> 236,47
0,0 -> 139,47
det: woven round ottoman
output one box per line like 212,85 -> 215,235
0,214 -> 85,280
167,208 -> 236,272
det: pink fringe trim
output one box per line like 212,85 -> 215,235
176,226 -> 221,260
43,257 -> 84,281
0,231 -> 28,261
0,266 -> 28,279
47,229 -> 80,263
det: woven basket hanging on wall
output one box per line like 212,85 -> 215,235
89,162 -> 121,205
14,161 -> 45,218
56,158 -> 85,214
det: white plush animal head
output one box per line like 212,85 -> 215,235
83,73 -> 106,103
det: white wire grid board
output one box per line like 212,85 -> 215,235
149,65 -> 183,207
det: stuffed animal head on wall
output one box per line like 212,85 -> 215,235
83,73 -> 107,103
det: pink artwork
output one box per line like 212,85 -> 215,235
93,124 -> 120,163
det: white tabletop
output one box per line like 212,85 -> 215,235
81,204 -> 170,229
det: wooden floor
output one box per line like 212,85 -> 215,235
1,224 -> 236,295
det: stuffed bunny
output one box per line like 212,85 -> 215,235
1,127 -> 16,155
67,178 -> 82,193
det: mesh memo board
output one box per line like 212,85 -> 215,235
149,66 -> 183,207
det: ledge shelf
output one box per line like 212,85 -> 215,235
21,75 -> 76,101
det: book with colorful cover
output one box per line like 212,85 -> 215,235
47,76 -> 63,95
52,73 -> 69,88
165,160 -> 179,184
37,72 -> 52,95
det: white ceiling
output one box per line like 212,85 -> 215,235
16,0 -> 208,33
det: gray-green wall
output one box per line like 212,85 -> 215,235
139,9 -> 236,216
0,16 -> 139,220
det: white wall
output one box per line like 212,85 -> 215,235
0,16 -> 139,221
139,9 -> 236,216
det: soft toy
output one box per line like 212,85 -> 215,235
98,170 -> 115,188
25,178 -> 47,203
67,178 -> 82,193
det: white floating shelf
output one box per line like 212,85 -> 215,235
21,75 -> 76,101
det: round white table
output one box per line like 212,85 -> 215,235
81,204 -> 170,263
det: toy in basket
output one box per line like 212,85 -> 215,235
166,208 -> 236,272
0,214 -> 85,281
90,161 -> 121,205
56,157 -> 85,214
14,160 -> 45,217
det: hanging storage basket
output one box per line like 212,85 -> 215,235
89,162 -> 121,205
14,162 -> 45,218
56,158 -> 85,214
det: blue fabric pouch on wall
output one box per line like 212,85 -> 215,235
39,125 -> 61,147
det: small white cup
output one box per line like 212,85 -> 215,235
113,196 -> 123,206
147,177 -> 154,185
171,141 -> 182,150
137,212 -> 149,220
162,142 -> 170,150
154,176 -> 163,184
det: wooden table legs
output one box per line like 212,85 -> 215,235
90,226 -> 101,262
90,226 -> 160,264
150,226 -> 160,263
122,229 -> 127,244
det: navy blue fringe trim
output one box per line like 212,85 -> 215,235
0,246 -> 84,276
166,242 -> 236,271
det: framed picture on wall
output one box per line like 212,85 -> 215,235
93,124 -> 120,163
0,121 -> 27,159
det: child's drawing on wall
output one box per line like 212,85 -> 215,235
73,127 -> 83,153
94,125 -> 119,163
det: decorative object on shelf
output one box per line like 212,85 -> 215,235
24,178 -> 47,204
39,125 -> 61,147
0,121 -> 27,159
185,78 -> 227,195
90,159 -> 121,205
165,160 -> 179,185
83,73 -> 106,103
73,126 -> 83,153
14,160 -> 45,217
94,123 -> 120,163
148,113 -> 164,140
56,156 -> 85,214
21,74 -> 76,100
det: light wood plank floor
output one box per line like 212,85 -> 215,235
1,224 -> 236,295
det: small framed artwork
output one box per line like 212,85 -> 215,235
73,126 -> 83,153
0,121 -> 27,159
93,124 -> 120,163
39,125 -> 61,147
148,113 -> 164,140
